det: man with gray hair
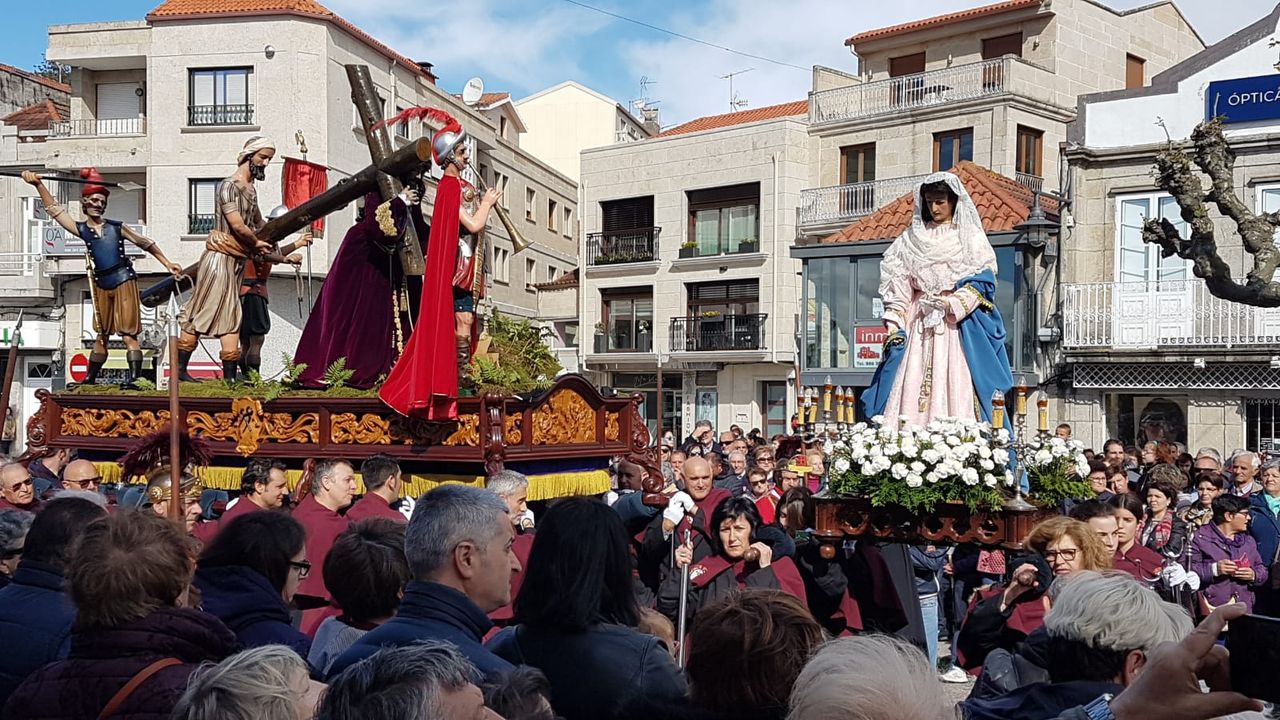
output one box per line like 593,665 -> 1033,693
961,571 -> 1193,719
486,469 -> 530,529
319,641 -> 499,720
327,484 -> 519,680
294,458 -> 355,607
1228,450 -> 1262,497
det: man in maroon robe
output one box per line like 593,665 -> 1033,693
192,458 -> 289,544
379,110 -> 499,419
293,459 -> 355,610
346,454 -> 406,523
294,184 -> 427,389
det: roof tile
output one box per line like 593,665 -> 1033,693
846,0 -> 1042,46
534,267 -> 578,291
657,100 -> 807,138
146,0 -> 437,83
3,100 -> 63,134
0,64 -> 71,94
818,162 -> 1058,244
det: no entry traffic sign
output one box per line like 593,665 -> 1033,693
68,352 -> 90,383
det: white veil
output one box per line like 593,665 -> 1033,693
879,171 -> 998,299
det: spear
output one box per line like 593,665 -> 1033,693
0,311 -> 23,453
0,170 -> 144,192
167,295 -> 181,523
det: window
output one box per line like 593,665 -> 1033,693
562,206 -> 573,237
888,53 -> 925,77
188,179 -> 220,234
563,321 -> 579,348
546,264 -> 558,283
1015,126 -> 1043,179
188,68 -> 252,126
933,128 -> 974,171
888,53 -> 926,107
499,116 -> 508,139
602,196 -> 654,232
526,188 -> 537,223
687,280 -> 759,316
840,143 -> 876,185
548,199 -> 559,232
394,106 -> 410,139
354,90 -> 387,131
1126,54 -> 1146,89
525,258 -> 537,291
761,382 -> 788,437
687,183 -> 759,256
680,281 -> 764,351
494,172 -> 510,210
493,246 -> 511,284
1116,193 -> 1189,285
602,288 -> 653,352
981,33 -> 1023,59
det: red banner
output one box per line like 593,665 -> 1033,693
282,157 -> 328,234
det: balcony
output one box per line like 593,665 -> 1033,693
670,313 -> 767,352
586,227 -> 660,266
187,104 -> 255,127
808,57 -> 1061,129
48,117 -> 146,138
189,214 -> 216,235
799,171 -> 1046,233
1016,172 -> 1044,192
0,253 -> 42,276
1062,280 -> 1280,351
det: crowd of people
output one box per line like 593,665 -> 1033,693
0,423 -> 1270,719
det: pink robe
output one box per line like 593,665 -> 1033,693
879,225 -> 985,427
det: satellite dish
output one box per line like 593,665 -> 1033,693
462,77 -> 485,106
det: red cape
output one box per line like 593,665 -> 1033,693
379,175 -> 462,419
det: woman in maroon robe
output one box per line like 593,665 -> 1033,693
294,188 -> 426,389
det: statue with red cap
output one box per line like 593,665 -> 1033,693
22,168 -> 183,387
377,108 -> 501,419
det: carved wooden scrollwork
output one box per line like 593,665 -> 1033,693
441,414 -> 480,446
504,412 -> 523,445
814,497 -> 1050,550
331,413 -> 392,445
27,389 -> 53,446
59,407 -> 171,440
262,412 -> 319,445
604,412 -> 620,442
531,390 -> 596,446
484,399 -> 506,476
628,397 -> 649,454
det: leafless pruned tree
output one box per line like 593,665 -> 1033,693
1142,117 -> 1280,307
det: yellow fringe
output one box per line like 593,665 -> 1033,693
93,462 -> 610,501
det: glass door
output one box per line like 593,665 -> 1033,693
1113,195 -> 1191,347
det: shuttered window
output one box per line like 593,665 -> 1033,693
688,280 -> 759,315
601,196 -> 654,232
188,179 -> 219,234
981,33 -> 1023,59
889,52 -> 925,77
1126,54 -> 1146,89
96,83 -> 139,119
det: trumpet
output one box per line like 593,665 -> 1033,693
473,172 -> 529,254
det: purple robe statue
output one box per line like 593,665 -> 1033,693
295,192 -> 428,389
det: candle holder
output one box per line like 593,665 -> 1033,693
997,386 -> 1038,512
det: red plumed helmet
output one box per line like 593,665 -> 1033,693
374,107 -> 466,167
79,167 -> 109,198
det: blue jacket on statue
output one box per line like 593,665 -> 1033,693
0,560 -> 75,706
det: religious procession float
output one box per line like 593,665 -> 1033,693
11,65 -> 640,502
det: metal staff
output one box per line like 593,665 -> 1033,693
676,527 -> 692,669
167,295 -> 182,523
0,170 -> 144,192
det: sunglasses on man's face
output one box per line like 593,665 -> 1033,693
64,476 -> 102,489
4,478 -> 32,492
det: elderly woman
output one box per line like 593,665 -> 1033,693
660,496 -> 805,627
788,635 -> 960,720
1192,494 -> 1268,615
173,645 -> 325,720
0,509 -> 33,589
956,517 -> 1110,670
1180,471 -> 1225,529
1249,458 -> 1280,615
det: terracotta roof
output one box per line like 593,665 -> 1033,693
534,267 -> 578,291
479,92 -> 510,106
146,0 -> 437,83
657,100 -> 807,138
3,100 -> 63,134
0,64 -> 71,94
846,0 -> 1042,46
819,162 -> 1059,244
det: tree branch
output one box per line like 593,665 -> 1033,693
1143,119 -> 1280,307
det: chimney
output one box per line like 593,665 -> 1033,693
641,106 -> 661,136
416,61 -> 436,84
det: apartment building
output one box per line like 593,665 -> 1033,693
793,0 -> 1203,415
17,0 -> 575,389
515,81 -> 657,182
579,102 -> 809,439
1061,3 -> 1280,452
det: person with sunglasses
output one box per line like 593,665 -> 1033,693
60,459 -> 102,495
0,463 -> 41,513
194,512 -> 313,659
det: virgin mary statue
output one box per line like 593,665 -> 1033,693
861,171 -> 1013,428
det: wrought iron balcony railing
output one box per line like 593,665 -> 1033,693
48,117 -> 146,138
586,227 -> 660,266
188,214 -> 216,235
670,313 -> 767,352
187,104 -> 255,126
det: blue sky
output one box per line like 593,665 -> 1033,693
0,1 -> 1275,128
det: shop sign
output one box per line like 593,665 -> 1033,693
1206,75 -> 1280,124
853,326 -> 887,370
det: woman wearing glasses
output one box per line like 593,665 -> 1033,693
1191,494 -> 1268,616
956,517 -> 1110,674
194,512 -> 312,659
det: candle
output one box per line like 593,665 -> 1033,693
835,390 -> 845,424
1037,398 -> 1049,432
823,376 -> 833,413
992,392 -> 1006,429
1014,386 -> 1028,417
809,400 -> 819,425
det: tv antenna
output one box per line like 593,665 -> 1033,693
720,68 -> 753,111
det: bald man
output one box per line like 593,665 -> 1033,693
0,463 -> 40,512
61,459 -> 102,494
639,455 -> 731,601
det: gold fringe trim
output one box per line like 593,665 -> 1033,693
93,462 -> 609,501
375,200 -> 397,238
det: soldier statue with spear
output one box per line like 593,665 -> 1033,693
22,168 -> 183,387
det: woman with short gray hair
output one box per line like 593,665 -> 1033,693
788,634 -> 951,720
173,645 -> 325,720
0,508 -> 33,586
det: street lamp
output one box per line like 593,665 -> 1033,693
1016,191 -> 1060,257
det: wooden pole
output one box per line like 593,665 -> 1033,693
0,311 -> 23,454
167,296 -> 182,522
346,64 -> 426,277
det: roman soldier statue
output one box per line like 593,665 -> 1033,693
22,168 -> 183,386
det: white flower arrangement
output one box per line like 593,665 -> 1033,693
1022,435 -> 1093,508
826,416 -> 1014,512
